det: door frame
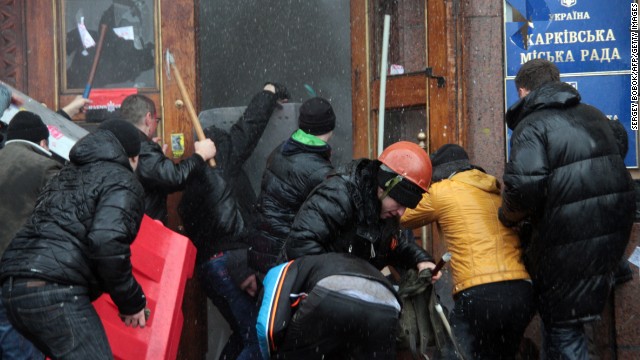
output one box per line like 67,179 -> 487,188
350,0 -> 464,159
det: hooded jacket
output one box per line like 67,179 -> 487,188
178,90 -> 280,263
249,130 -> 333,273
285,159 -> 433,270
502,81 -> 635,323
402,169 -> 530,294
0,130 -> 146,315
142,90 -> 279,225
0,140 -> 62,251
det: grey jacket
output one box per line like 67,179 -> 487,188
0,140 -> 62,252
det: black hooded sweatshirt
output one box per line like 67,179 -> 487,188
1,129 -> 146,315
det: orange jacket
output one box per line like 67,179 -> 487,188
401,169 -> 530,294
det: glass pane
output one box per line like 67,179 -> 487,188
372,0 -> 426,77
61,0 -> 157,91
382,106 -> 427,149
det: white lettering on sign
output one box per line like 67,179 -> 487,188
550,11 -> 590,21
527,29 -> 615,46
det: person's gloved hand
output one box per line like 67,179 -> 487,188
264,82 -> 290,101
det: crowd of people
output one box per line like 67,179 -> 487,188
0,57 -> 635,360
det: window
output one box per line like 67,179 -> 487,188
60,0 -> 158,92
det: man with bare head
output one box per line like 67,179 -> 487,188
500,59 -> 635,358
120,93 -> 216,223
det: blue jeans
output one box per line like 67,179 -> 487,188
0,288 -> 44,360
450,280 -> 535,360
198,252 -> 260,360
1,278 -> 112,360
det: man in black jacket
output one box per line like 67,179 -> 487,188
249,96 -> 336,274
282,141 -> 440,358
178,83 -> 289,360
500,59 -> 635,358
120,94 -> 217,223
285,141 -> 439,277
1,120 -> 148,359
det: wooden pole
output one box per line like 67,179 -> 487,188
83,24 -> 108,99
169,61 -> 216,167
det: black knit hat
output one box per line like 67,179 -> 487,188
298,97 -> 336,135
98,119 -> 141,157
7,111 -> 49,144
430,144 -> 473,182
377,166 -> 425,209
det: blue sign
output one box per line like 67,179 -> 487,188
504,0 -> 637,168
505,0 -> 631,76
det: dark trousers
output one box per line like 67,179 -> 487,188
197,253 -> 261,360
1,278 -> 112,360
450,280 -> 535,360
277,286 -> 400,360
541,322 -> 589,360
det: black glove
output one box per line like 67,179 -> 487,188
264,82 -> 290,101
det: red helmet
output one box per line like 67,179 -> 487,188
378,141 -> 432,191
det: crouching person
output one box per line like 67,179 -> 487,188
178,82 -> 289,359
284,141 -> 439,278
258,253 -> 401,359
1,119 -> 148,359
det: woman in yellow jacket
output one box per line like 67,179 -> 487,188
401,144 -> 534,360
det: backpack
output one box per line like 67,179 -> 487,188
257,260 -> 299,359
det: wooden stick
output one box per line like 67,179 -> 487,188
83,24 -> 108,99
431,252 -> 452,276
169,61 -> 216,167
